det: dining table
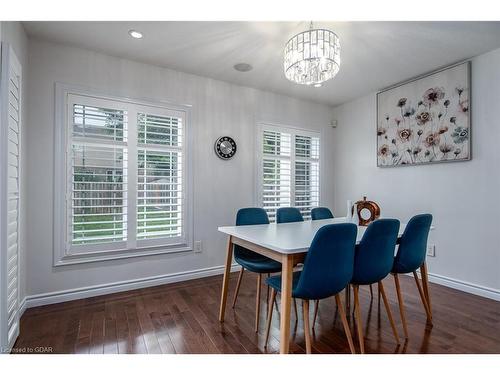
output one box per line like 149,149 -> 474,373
217,216 -> 432,354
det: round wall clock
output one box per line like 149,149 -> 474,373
214,136 -> 237,160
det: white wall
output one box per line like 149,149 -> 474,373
331,48 -> 500,298
1,22 -> 29,303
25,39 -> 335,299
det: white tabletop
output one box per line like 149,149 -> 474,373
218,217 -> 409,255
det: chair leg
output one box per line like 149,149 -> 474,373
420,262 -> 433,319
255,273 -> 262,332
345,285 -> 351,315
312,300 -> 319,328
266,273 -> 270,317
413,271 -> 432,322
302,299 -> 312,354
369,284 -> 373,298
293,298 -> 298,323
232,267 -> 244,308
264,289 -> 277,348
393,274 -> 409,338
378,281 -> 400,345
335,294 -> 356,354
352,285 -> 364,354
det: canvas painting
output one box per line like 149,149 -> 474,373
377,62 -> 470,167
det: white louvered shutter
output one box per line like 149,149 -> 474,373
294,134 -> 320,219
259,125 -> 320,221
261,130 -> 292,221
68,96 -> 128,251
137,112 -> 184,245
1,44 -> 22,351
61,93 -> 189,262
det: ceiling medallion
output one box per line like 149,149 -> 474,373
283,22 -> 340,87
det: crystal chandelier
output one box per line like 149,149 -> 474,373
283,23 -> 340,87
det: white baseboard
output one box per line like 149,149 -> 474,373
19,297 -> 27,317
20,264 -> 499,313
23,263 -> 241,309
426,272 -> 500,301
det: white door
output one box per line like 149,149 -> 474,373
0,43 -> 22,352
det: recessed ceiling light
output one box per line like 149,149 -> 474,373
233,63 -> 253,72
128,30 -> 143,39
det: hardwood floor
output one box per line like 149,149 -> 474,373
12,272 -> 500,354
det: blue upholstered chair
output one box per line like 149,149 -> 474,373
232,208 -> 282,332
276,207 -> 304,223
311,207 -> 334,220
309,207 -> 334,325
351,219 -> 401,353
264,223 -> 358,354
392,214 -> 433,338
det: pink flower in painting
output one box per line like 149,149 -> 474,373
423,132 -> 440,148
458,99 -> 469,114
378,144 -> 390,157
423,87 -> 445,106
438,126 -> 449,134
415,110 -> 431,126
394,116 -> 402,126
397,128 -> 412,143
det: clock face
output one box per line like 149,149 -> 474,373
214,136 -> 237,160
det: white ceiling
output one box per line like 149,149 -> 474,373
23,21 -> 500,106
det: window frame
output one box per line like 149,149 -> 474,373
255,122 -> 321,221
54,83 -> 193,266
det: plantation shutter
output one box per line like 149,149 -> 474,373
259,126 -> 320,221
1,44 -> 22,350
56,91 -> 190,264
261,130 -> 292,221
137,112 -> 184,244
68,96 -> 128,250
294,134 -> 320,219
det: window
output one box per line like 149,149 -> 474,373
54,87 -> 191,265
258,124 -> 320,221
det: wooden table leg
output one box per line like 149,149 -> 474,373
219,236 -> 233,322
279,254 -> 294,354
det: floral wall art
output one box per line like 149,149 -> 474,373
377,62 -> 470,167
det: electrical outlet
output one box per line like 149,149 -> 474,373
426,244 -> 435,257
194,241 -> 203,253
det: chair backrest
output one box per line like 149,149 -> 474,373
352,219 -> 400,285
276,207 -> 304,223
294,223 -> 358,300
393,214 -> 433,274
234,208 -> 269,260
311,207 -> 334,220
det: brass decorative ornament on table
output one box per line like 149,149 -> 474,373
353,197 -> 381,226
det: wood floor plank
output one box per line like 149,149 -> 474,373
74,305 -> 95,354
147,293 -> 177,354
103,302 -> 118,354
135,294 -> 162,354
124,302 -> 148,354
89,310 -> 105,354
114,301 -> 131,354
